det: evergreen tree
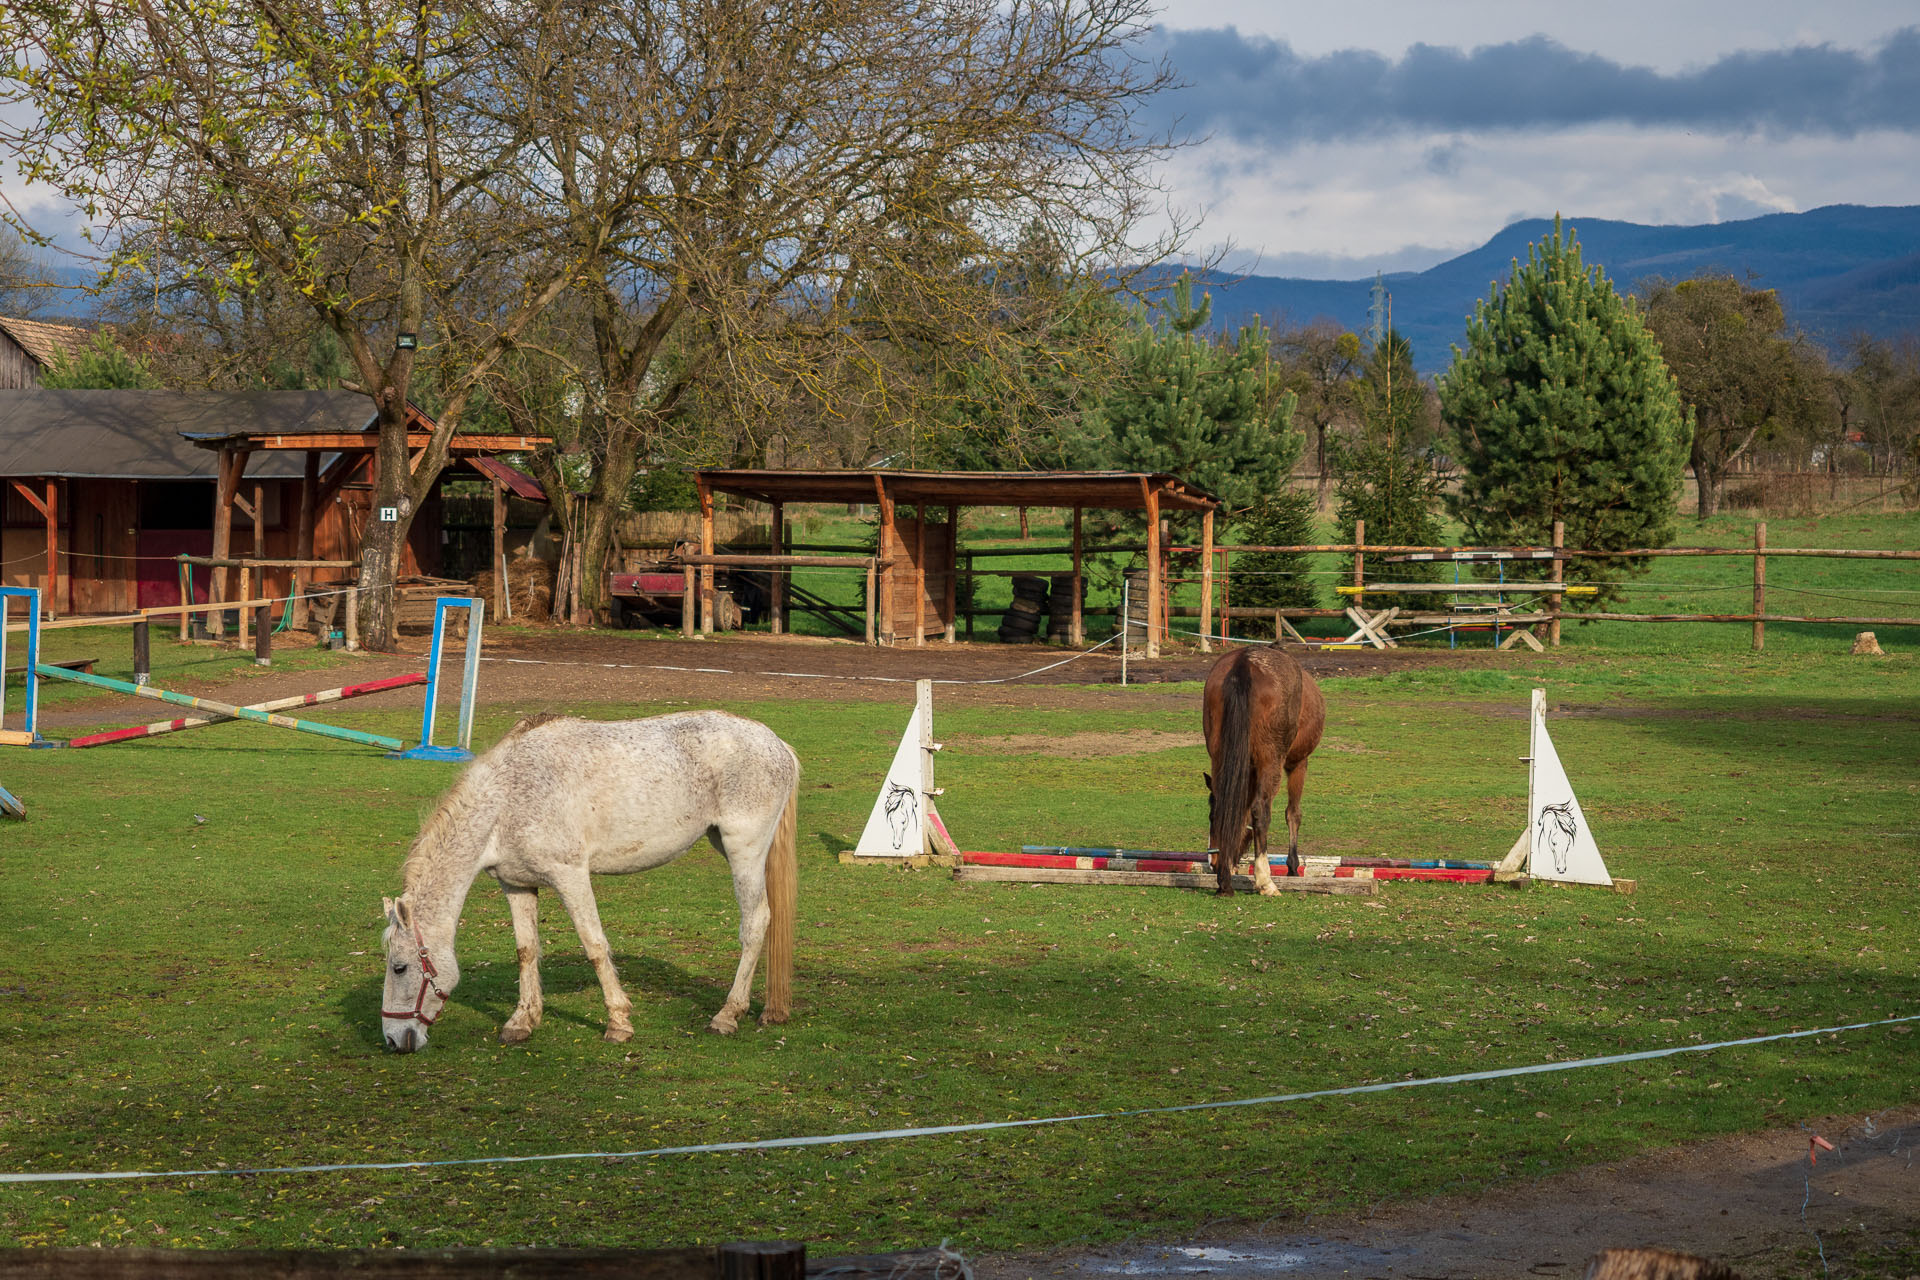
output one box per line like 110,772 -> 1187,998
39,331 -> 161,389
1439,218 -> 1691,604
1085,275 -> 1300,513
1231,488 -> 1321,628
1333,329 -> 1445,553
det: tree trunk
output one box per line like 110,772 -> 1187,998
355,403 -> 422,652
1692,424 -> 1721,521
579,445 -> 641,624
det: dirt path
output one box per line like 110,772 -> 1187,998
972,1106 -> 1920,1280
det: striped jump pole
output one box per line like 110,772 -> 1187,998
391,597 -> 485,762
0,781 -> 22,819
34,665 -> 405,752
65,673 -> 427,749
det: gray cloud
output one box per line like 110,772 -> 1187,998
1143,26 -> 1920,144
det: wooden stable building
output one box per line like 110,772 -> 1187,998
0,389 -> 546,619
693,469 -> 1219,655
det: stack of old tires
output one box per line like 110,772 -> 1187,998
999,574 -> 1049,643
1045,574 -> 1079,643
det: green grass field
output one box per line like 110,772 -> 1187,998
2,620 -> 1916,1255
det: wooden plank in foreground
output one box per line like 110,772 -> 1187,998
0,1245 -> 724,1278
953,864 -> 1378,895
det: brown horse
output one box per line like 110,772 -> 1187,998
1201,645 -> 1325,895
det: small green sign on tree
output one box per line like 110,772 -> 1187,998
1439,217 -> 1691,604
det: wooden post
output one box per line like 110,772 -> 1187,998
1198,508 -> 1215,653
296,451 -> 318,633
1352,518 -> 1365,614
1549,519 -> 1565,647
1143,481 -> 1162,658
770,501 -> 785,635
344,584 -> 359,651
1070,506 -> 1083,646
1220,549 -> 1230,644
238,567 -> 251,647
964,553 -> 974,641
697,476 -> 715,635
943,504 -> 957,643
177,558 -> 190,642
720,1241 -> 807,1280
43,478 -> 57,620
1753,521 -> 1767,652
873,476 -> 894,645
133,619 -> 150,686
255,599 -> 271,666
491,478 -> 507,622
209,448 -> 238,635
913,503 -> 926,647
681,566 -> 695,638
864,559 -> 876,645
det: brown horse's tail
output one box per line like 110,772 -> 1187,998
1210,655 -> 1254,893
761,776 -> 799,1023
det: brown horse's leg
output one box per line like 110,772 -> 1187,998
499,882 -> 544,1044
1249,783 -> 1282,894
1284,759 -> 1311,876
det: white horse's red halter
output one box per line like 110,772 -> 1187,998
381,917 -> 449,1027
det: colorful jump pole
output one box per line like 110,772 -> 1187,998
390,597 -> 484,762
65,673 -> 428,749
0,586 -> 42,746
35,665 -> 405,751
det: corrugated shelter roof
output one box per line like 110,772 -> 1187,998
0,389 -> 378,478
468,456 -> 547,501
0,315 -> 95,369
698,468 -> 1218,512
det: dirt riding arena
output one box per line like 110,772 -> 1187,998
42,630 -> 1919,1279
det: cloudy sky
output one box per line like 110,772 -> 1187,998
1146,1 -> 1920,277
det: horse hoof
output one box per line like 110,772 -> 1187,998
603,1024 -> 633,1044
708,1016 -> 739,1036
1259,885 -> 1280,897
499,1023 -> 533,1045
758,1008 -> 790,1027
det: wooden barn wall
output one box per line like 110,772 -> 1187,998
0,336 -> 41,389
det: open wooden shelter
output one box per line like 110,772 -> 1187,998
694,469 -> 1219,654
185,405 -> 550,620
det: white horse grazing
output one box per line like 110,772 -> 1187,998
379,710 -> 799,1053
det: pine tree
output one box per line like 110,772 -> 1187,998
1087,275 -> 1301,513
40,331 -> 160,389
1439,217 -> 1691,604
1231,488 -> 1321,627
1334,329 -> 1445,553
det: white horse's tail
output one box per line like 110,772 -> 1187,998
762,775 -> 799,1022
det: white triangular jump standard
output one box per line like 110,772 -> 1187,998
1495,688 -> 1612,886
853,679 -> 959,858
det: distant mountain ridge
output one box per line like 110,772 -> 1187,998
1175,204 -> 1920,374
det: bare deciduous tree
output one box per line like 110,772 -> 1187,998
2,0 -> 580,648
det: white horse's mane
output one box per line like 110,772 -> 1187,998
403,713 -> 567,892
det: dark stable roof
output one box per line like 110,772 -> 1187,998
0,389 -> 377,479
698,469 -> 1218,512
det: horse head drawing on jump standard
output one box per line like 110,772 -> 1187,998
883,781 -> 919,851
378,710 -> 799,1053
1201,645 -> 1325,897
1535,800 -> 1580,875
